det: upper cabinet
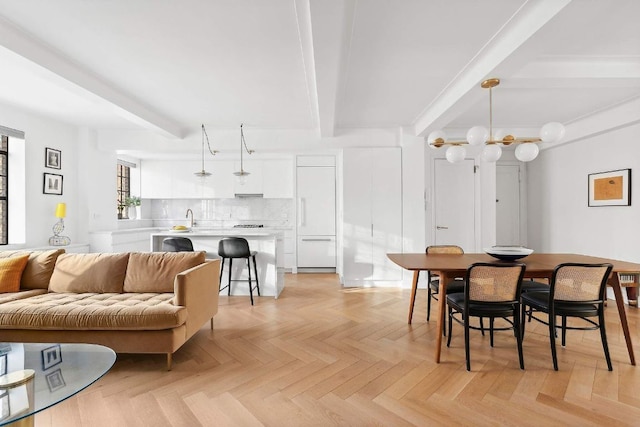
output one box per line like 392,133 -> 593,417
263,159 -> 293,198
140,158 -> 292,199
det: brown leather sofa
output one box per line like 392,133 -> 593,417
0,250 -> 220,370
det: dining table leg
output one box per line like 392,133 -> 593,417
407,270 -> 420,324
434,270 -> 448,363
610,274 -> 636,365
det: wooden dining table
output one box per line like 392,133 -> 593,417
387,252 -> 640,365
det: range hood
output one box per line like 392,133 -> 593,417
234,193 -> 264,198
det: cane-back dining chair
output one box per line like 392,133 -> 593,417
520,263 -> 613,371
446,262 -> 526,371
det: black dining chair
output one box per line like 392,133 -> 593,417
218,237 -> 260,305
446,262 -> 526,371
162,237 -> 194,252
425,245 -> 466,323
521,263 -> 614,371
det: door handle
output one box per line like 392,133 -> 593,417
436,226 -> 449,230
301,238 -> 332,242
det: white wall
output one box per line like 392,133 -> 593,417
0,102 -> 80,248
527,123 -> 640,263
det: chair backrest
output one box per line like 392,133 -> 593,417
550,263 -> 613,302
218,237 -> 251,258
162,237 -> 194,252
465,262 -> 526,303
426,245 -> 464,255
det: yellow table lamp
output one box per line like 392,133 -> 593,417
49,203 -> 71,246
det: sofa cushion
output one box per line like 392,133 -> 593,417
49,253 -> 130,293
0,255 -> 30,293
123,251 -> 205,293
0,249 -> 65,289
0,292 -> 186,330
0,289 -> 47,304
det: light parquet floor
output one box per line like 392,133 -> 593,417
36,274 -> 640,426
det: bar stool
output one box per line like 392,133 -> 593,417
162,237 -> 194,252
218,237 -> 260,305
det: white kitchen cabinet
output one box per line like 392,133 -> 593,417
296,160 -> 336,268
341,147 -> 402,285
297,236 -> 336,267
263,159 -> 293,198
140,160 -> 173,199
233,160 -> 263,194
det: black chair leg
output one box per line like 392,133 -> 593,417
561,316 -> 567,346
514,308 -> 524,370
492,317 -> 495,347
598,309 -> 613,371
446,306 -> 454,347
464,313 -> 471,371
227,258 -> 233,296
247,258 -> 254,305
219,258 -> 225,291
479,317 -> 485,336
252,255 -> 260,296
549,313 -> 559,371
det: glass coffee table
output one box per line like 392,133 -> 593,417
0,343 -> 116,426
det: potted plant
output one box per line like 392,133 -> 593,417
117,201 -> 126,219
125,196 -> 141,219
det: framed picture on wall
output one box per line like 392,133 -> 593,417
43,173 -> 63,195
41,344 -> 62,370
588,168 -> 631,207
45,147 -> 61,169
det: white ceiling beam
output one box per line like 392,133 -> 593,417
309,0 -> 356,138
412,0 -> 572,137
0,16 -> 183,138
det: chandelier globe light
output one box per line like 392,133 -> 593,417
194,124 -> 218,179
233,123 -> 254,185
427,78 -> 565,164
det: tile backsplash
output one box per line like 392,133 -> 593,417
150,198 -> 294,228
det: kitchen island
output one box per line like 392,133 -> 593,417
151,229 -> 285,298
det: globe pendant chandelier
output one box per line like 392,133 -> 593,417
427,78 -> 565,163
233,123 -> 254,185
194,124 -> 218,178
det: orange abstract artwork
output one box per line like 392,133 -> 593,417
594,176 -> 623,201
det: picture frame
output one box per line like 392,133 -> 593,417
43,173 -> 63,195
0,354 -> 6,376
46,369 -> 66,392
588,168 -> 631,207
0,389 -> 8,421
45,147 -> 61,169
41,344 -> 62,370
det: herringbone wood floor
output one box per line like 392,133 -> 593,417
36,273 -> 640,426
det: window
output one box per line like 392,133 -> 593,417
116,163 -> 130,219
0,136 -> 7,244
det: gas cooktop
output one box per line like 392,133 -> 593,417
233,224 -> 264,228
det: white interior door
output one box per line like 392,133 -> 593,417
496,164 -> 521,245
434,159 -> 475,252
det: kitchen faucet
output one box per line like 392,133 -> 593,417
185,209 -> 194,228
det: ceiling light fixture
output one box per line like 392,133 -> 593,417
194,124 -> 218,178
427,78 -> 565,163
233,123 -> 254,185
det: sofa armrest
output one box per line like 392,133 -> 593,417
174,259 -> 220,338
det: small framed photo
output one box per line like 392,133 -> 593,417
46,369 -> 66,392
45,147 -> 61,169
41,344 -> 62,370
0,389 -> 8,421
588,168 -> 631,207
43,173 -> 63,195
0,354 -> 6,376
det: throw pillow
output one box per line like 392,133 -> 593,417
0,254 -> 30,293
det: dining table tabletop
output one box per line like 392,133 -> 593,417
387,252 -> 640,365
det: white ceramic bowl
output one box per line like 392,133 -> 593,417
483,246 -> 533,261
